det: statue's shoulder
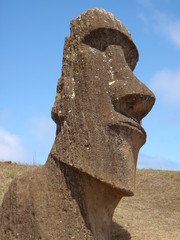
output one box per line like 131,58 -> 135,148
0,167 -> 47,240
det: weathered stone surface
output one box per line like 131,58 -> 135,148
0,8 -> 155,240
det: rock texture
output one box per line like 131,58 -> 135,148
0,8 -> 155,240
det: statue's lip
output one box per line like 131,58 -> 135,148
120,119 -> 146,136
110,112 -> 146,137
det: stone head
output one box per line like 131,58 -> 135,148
50,9 -> 155,195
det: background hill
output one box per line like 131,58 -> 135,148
0,161 -> 179,240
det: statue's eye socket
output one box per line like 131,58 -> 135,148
83,28 -> 125,52
82,28 -> 138,71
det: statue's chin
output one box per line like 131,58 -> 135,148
50,122 -> 144,197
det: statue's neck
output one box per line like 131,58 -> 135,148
81,175 -> 122,240
47,156 -> 122,240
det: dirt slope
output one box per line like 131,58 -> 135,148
113,169 -> 180,239
0,162 -> 180,239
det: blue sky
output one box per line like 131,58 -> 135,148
0,0 -> 180,170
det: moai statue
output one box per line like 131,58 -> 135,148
0,9 -> 155,240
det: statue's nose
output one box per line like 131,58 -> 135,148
110,75 -> 155,123
106,46 -> 155,123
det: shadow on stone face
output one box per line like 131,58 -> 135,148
111,222 -> 131,240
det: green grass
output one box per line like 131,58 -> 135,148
7,172 -> 17,179
0,161 -> 37,205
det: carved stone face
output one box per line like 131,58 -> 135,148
51,9 -> 155,196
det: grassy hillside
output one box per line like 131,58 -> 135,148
0,161 -> 37,205
0,161 -> 180,240
113,169 -> 180,239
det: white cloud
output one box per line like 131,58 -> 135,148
29,117 -> 56,164
166,22 -> 180,48
138,12 -> 149,26
0,108 -> 11,125
150,68 -> 180,105
0,117 -> 56,165
0,127 -> 28,163
137,1 -> 180,49
138,153 -> 180,170
30,116 -> 56,143
137,0 -> 152,8
154,11 -> 180,48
